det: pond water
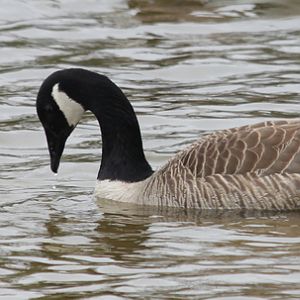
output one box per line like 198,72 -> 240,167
0,0 -> 300,299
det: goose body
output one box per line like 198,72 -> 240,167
37,68 -> 300,210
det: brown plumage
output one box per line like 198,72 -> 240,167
141,120 -> 300,210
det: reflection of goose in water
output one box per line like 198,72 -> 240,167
128,0 -> 208,23
37,68 -> 300,210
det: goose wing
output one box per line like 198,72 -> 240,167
146,120 -> 300,210
166,120 -> 300,177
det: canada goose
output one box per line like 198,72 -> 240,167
37,68 -> 300,210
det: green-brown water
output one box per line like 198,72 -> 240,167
0,1 -> 299,299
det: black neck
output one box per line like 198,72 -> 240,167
91,86 -> 153,182
60,69 -> 153,182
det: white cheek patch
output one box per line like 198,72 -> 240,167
51,83 -> 85,126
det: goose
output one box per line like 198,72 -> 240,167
36,68 -> 300,211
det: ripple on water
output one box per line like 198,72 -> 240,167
0,0 -> 300,299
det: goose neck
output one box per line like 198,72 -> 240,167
87,87 -> 153,183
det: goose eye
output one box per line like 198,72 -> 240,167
45,104 -> 53,111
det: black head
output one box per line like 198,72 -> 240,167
37,68 -> 153,182
36,70 -> 85,173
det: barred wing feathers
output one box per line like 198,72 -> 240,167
147,120 -> 300,210
173,120 -> 300,177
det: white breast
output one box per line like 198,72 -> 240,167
94,179 -> 147,204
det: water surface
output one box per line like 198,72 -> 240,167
0,0 -> 300,299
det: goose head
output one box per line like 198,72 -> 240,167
37,68 -> 153,182
36,75 -> 83,173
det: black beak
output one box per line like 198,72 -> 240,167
45,129 -> 69,173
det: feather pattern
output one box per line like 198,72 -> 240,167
137,120 -> 300,210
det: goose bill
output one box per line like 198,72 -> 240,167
45,129 -> 68,173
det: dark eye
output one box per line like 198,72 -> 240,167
44,104 -> 54,112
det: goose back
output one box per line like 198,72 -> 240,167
141,120 -> 300,210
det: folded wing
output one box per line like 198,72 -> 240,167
174,120 -> 300,177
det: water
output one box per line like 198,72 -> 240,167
0,0 -> 300,299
